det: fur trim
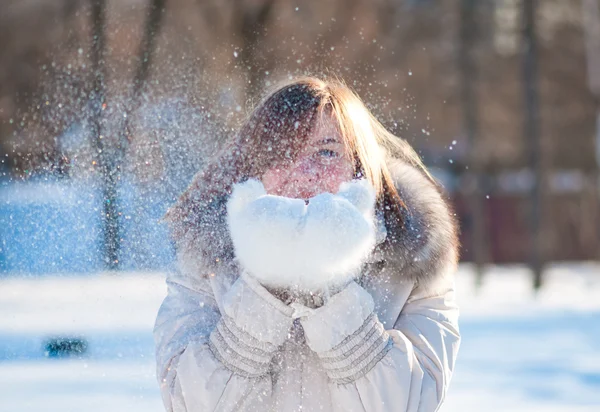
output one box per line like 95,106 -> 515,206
226,178 -> 377,292
378,157 -> 459,292
168,157 -> 459,293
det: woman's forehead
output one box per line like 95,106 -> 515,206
309,114 -> 342,144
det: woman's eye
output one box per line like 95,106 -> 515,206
316,149 -> 339,159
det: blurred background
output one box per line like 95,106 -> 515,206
1,0 -> 599,411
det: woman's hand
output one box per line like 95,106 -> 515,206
226,177 -> 378,297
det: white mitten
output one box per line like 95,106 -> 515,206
226,178 -> 377,294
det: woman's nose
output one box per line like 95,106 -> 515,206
282,162 -> 319,197
294,158 -> 318,178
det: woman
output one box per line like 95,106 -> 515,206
153,76 -> 460,412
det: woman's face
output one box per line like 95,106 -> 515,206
262,115 -> 354,199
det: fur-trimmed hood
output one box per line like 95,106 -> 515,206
168,157 -> 459,293
380,157 -> 459,290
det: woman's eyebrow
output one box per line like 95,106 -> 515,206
317,138 -> 341,145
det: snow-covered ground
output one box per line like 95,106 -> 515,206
1,263 -> 599,411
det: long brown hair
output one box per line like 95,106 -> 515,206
164,76 -> 434,259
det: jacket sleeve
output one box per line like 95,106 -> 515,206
298,277 -> 460,412
153,269 -> 295,412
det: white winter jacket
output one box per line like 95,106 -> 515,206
153,158 -> 460,412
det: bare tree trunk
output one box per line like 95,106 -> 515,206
459,0 -> 488,288
89,0 -> 166,271
118,0 -> 167,148
89,0 -> 120,270
233,0 -> 276,100
522,0 -> 544,290
581,0 -> 600,262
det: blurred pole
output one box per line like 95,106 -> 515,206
581,0 -> 600,261
459,0 -> 487,287
522,0 -> 544,289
